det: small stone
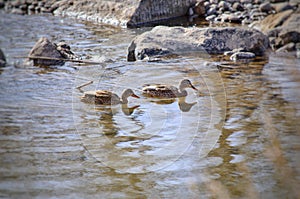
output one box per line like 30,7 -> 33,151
206,15 -> 216,21
207,7 -> 217,16
210,0 -> 218,4
240,0 -> 252,3
232,2 -> 244,11
204,1 -> 210,9
244,3 -> 253,10
221,14 -> 241,23
230,52 -> 256,60
218,1 -> 230,11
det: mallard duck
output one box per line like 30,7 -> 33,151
81,89 -> 139,105
142,79 -> 198,98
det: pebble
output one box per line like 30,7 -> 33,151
232,2 -> 244,11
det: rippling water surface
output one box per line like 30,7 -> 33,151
0,12 -> 299,198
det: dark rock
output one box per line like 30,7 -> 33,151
29,37 -> 66,66
230,52 -> 256,60
279,31 -> 300,46
259,2 -> 274,13
0,0 -> 5,9
127,26 -> 269,61
0,48 -> 6,67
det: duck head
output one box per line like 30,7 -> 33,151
179,79 -> 198,91
121,89 -> 140,104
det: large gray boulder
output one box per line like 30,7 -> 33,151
127,26 -> 270,61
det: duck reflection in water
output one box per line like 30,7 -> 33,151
148,97 -> 197,112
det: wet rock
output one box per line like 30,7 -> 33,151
127,26 -> 269,61
28,37 -> 76,66
230,52 -> 256,61
0,48 -> 6,67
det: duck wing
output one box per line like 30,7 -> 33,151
82,90 -> 121,105
142,84 -> 179,98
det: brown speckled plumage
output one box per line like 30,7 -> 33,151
142,79 -> 197,98
81,89 -> 139,105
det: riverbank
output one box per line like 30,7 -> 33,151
1,0 -> 299,54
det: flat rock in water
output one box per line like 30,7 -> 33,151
128,26 -> 269,61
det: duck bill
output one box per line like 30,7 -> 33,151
191,84 -> 198,91
131,93 -> 140,98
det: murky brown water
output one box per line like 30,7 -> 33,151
0,12 -> 299,198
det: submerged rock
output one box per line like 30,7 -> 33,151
128,26 -> 269,61
0,48 -> 6,67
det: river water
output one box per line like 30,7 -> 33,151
0,12 -> 299,198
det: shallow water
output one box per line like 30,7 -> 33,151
0,12 -> 299,198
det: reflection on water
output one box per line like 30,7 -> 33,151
0,12 -> 299,198
73,59 -> 224,173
